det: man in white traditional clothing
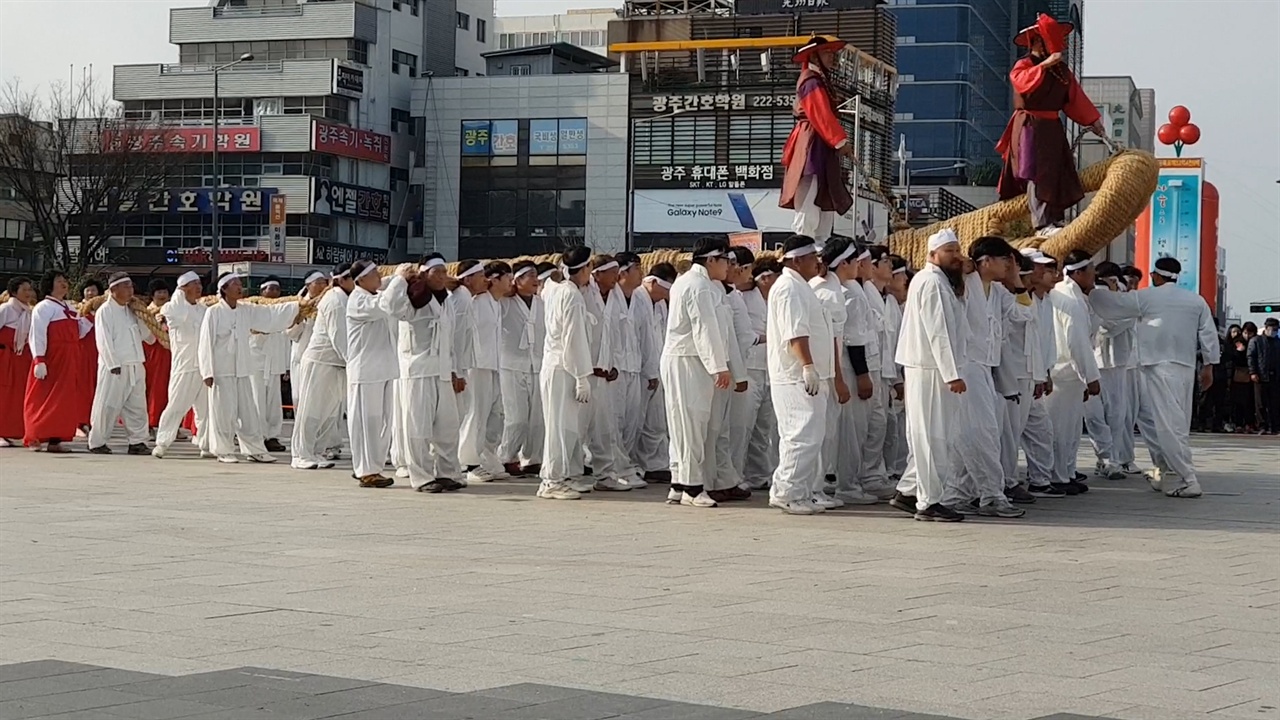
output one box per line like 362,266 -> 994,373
880,256 -> 909,480
858,246 -> 898,497
767,234 -> 836,515
610,252 -> 655,482
247,276 -> 291,453
198,272 -> 302,464
635,264 -> 676,483
993,252 -> 1046,503
707,247 -> 753,504
891,229 -> 967,522
87,272 -> 156,455
593,255 -> 647,489
1088,256 -> 1219,498
1021,250 -> 1065,497
1089,261 -> 1138,480
812,239 -> 866,508
661,237 -> 734,509
457,262 -> 508,483
152,271 -> 212,459
285,271 -> 330,446
497,259 -> 545,477
1046,250 -> 1102,494
537,246 -> 596,500
344,259 -> 397,488
291,265 -> 353,470
575,256 -> 635,492
729,257 -> 780,491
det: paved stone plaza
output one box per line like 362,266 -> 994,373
1,433 -> 1277,720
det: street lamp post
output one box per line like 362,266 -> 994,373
209,52 -> 253,281
627,108 -> 691,249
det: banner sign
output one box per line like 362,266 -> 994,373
268,195 -> 287,263
310,178 -> 392,223
311,240 -> 388,266
461,120 -> 492,155
634,164 -> 780,190
103,126 -> 260,153
312,120 -> 391,164
132,187 -> 275,215
333,62 -> 364,98
1147,160 -> 1204,293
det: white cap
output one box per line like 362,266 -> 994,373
927,229 -> 959,251
177,271 -> 201,288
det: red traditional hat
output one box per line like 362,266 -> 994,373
1014,13 -> 1074,55
792,35 -> 848,65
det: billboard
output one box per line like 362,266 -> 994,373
332,61 -> 364,99
310,178 -> 392,223
312,120 -> 391,164
633,189 -> 887,240
103,126 -> 260,153
137,187 -> 274,215
1144,158 -> 1204,294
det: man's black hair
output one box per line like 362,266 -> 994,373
867,244 -> 891,262
561,246 -> 593,273
1016,253 -> 1034,274
1095,261 -> 1123,278
889,254 -> 909,273
263,274 -> 281,284
820,236 -> 854,268
512,259 -> 536,275
616,251 -> 642,270
535,261 -> 557,276
1123,265 -> 1144,281
215,271 -> 237,296
484,260 -> 512,277
729,246 -> 755,267
1062,249 -> 1094,273
752,258 -> 782,278
333,262 -> 353,279
349,259 -> 377,283
456,259 -> 482,278
648,262 -> 677,283
420,252 -> 445,264
690,236 -> 729,266
1154,256 -> 1182,275
781,234 -> 815,257
969,235 -> 1016,262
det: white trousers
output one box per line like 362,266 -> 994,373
250,372 -> 284,441
154,370 -> 209,452
1101,366 -> 1135,465
859,364 -> 889,486
291,361 -> 345,464
540,367 -> 584,484
791,174 -> 836,243
1046,373 -> 1086,484
770,381 -> 829,505
833,355 -> 868,498
459,368 -> 503,468
348,380 -> 393,478
897,367 -> 957,510
1137,363 -> 1198,485
729,368 -> 776,487
1083,392 -> 1113,463
88,364 -> 149,447
661,356 -> 716,488
999,377 -> 1035,489
882,377 -> 907,477
636,379 -> 670,473
498,368 -> 543,467
1022,394 -> 1055,487
400,376 -> 461,488
581,375 -> 625,479
612,370 -> 645,470
708,386 -> 738,492
207,375 -> 268,457
944,363 -> 1006,505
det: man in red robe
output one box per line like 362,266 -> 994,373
996,14 -> 1106,237
24,270 -> 93,452
144,278 -> 173,432
0,277 -> 35,446
779,35 -> 856,244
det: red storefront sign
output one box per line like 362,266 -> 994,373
312,119 -> 391,164
103,127 -> 261,154
181,249 -> 270,264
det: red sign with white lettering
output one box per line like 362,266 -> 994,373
311,120 -> 391,164
102,127 -> 261,154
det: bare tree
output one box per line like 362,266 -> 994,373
0,77 -> 175,282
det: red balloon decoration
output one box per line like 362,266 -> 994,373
1179,123 -> 1201,145
1168,105 -> 1192,127
1157,123 -> 1180,146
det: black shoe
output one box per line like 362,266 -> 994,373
1005,485 -> 1037,504
583,465 -> 593,476
889,492 -> 917,515
440,478 -> 465,492
418,480 -> 448,493
88,445 -> 112,455
1073,472 -> 1087,482
825,473 -> 837,485
914,503 -> 964,522
1067,479 -> 1089,494
1029,484 -> 1066,498
264,438 -> 286,453
643,470 -> 672,483
1053,482 -> 1081,496
127,443 -> 149,456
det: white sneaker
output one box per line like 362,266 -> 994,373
863,481 -> 898,501
1145,468 -> 1163,492
291,458 -> 319,470
978,498 -> 1026,518
0,438 -> 11,448
811,492 -> 844,510
322,448 -> 340,461
568,477 -> 595,493
395,467 -> 410,479
1165,478 -> 1202,498
594,477 -> 632,492
618,476 -> 648,490
151,445 -> 167,459
1096,460 -> 1125,480
536,484 -> 581,500
835,488 -> 880,505
1121,462 -> 1144,475
217,455 -> 239,464
317,460 -> 336,469
466,467 -> 497,483
247,454 -> 276,464
199,450 -> 216,459
176,428 -> 191,441
666,488 -> 682,504
769,499 -> 817,515
681,491 -> 717,508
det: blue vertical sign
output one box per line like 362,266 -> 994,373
461,120 -> 491,155
529,119 -> 560,155
490,120 -> 519,156
1149,165 -> 1202,293
558,118 -> 588,155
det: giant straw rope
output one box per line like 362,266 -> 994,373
1,147 -> 1159,349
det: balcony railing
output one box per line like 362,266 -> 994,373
212,5 -> 303,18
158,62 -> 285,75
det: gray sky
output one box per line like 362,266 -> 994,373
1,0 -> 1276,319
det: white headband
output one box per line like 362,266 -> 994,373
177,271 -> 201,288
456,263 -> 484,280
1032,254 -> 1056,265
564,257 -> 592,271
1019,266 -> 1033,275
217,273 -> 241,291
514,265 -> 536,279
592,260 -> 619,273
753,269 -> 777,280
856,248 -> 872,262
643,275 -> 672,290
619,260 -> 638,272
892,266 -> 907,275
537,269 -> 556,282
828,244 -> 856,268
333,268 -> 351,279
783,244 -> 818,260
1152,267 -> 1179,279
693,249 -> 724,260
303,271 -> 327,285
108,276 -> 132,290
421,258 -> 446,272
928,229 -> 959,251
355,263 -> 378,281
1065,259 -> 1092,273
260,280 -> 280,290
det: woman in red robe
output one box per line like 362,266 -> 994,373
77,278 -> 104,433
996,14 -> 1106,237
143,279 -> 173,430
0,277 -> 35,446
24,270 -> 93,452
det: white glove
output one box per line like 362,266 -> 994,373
33,362 -> 47,380
574,376 -> 592,404
801,364 -> 820,396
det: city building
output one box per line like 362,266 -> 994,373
1078,75 -> 1154,263
0,116 -> 42,282
495,8 -> 616,57
106,0 -> 494,284
482,43 -> 615,77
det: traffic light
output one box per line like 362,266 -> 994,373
1251,303 -> 1277,314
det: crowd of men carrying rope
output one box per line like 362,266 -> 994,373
0,225 -> 1220,520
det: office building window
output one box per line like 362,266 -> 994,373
510,64 -> 531,76
390,167 -> 409,192
392,49 -> 418,77
456,67 -> 470,77
391,108 -> 414,135
456,11 -> 469,30
178,39 -> 369,65
476,18 -> 487,43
